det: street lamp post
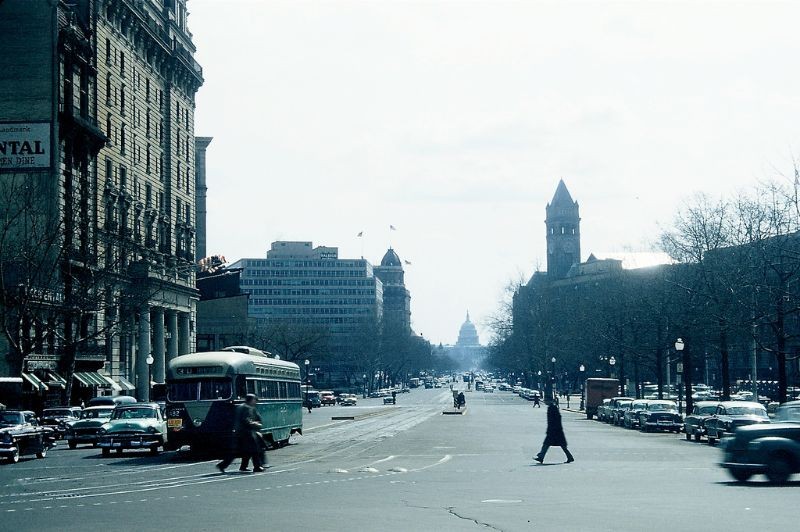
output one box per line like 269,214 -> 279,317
304,359 -> 310,388
609,356 -> 617,393
675,338 -> 693,415
579,364 -> 586,411
145,354 -> 154,402
362,374 -> 367,398
550,357 -> 557,402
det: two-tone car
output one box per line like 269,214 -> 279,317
97,403 -> 168,456
65,406 -> 115,449
40,407 -> 82,439
0,410 -> 53,464
683,401 -> 720,441
719,400 -> 800,483
638,400 -> 682,433
339,394 -> 358,406
705,401 -> 770,445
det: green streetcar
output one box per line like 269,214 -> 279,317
165,346 -> 303,452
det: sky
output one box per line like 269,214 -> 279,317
188,0 -> 800,345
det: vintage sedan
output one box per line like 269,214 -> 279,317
705,401 -> 770,445
609,397 -> 634,426
40,407 -> 82,439
97,403 -> 167,456
638,400 -> 682,433
683,401 -> 720,441
720,401 -> 800,483
65,406 -> 115,449
623,400 -> 650,429
340,394 -> 358,406
596,399 -> 612,422
0,410 -> 53,464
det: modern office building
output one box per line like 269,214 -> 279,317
228,241 -> 384,356
0,0 -> 203,404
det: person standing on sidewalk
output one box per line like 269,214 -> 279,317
534,402 -> 574,464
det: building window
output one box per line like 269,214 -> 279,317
120,86 -> 125,116
119,166 -> 127,190
146,79 -> 150,101
105,74 -> 111,103
105,38 -> 111,64
105,114 -> 112,138
120,124 -> 126,155
120,52 -> 125,77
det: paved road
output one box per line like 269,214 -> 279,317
0,387 -> 796,531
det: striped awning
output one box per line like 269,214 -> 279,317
21,372 -> 49,392
73,372 -> 115,388
45,371 -> 67,388
115,377 -> 136,391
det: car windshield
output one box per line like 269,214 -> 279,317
696,406 -> 717,415
80,409 -> 113,419
775,406 -> 800,422
112,408 -> 158,420
44,409 -> 73,417
648,403 -> 675,411
0,412 -> 24,426
168,379 -> 232,401
726,406 -> 767,417
618,403 -> 631,410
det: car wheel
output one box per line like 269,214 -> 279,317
7,446 -> 19,464
102,448 -> 110,457
766,454 -> 793,484
729,469 -> 753,483
36,446 -> 47,459
68,440 -> 77,450
707,434 -> 716,445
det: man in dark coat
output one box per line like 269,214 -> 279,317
217,394 -> 266,473
534,402 -> 574,464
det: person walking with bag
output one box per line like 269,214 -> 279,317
534,402 -> 574,464
217,394 -> 267,473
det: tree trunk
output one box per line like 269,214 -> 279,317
719,321 -> 731,401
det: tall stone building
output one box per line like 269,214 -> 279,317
373,248 -> 411,334
546,179 -> 581,279
0,0 -> 203,404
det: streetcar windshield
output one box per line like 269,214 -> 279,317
168,379 -> 232,401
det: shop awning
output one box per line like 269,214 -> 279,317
115,377 -> 136,391
45,371 -> 67,389
21,372 -> 49,392
73,372 -> 115,388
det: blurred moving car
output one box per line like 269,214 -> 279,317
40,407 -> 82,439
719,400 -> 800,483
705,401 -> 770,445
638,400 -> 682,433
0,410 -> 53,463
340,394 -> 358,406
320,391 -> 336,406
97,403 -> 168,456
65,406 -> 115,448
683,401 -> 720,441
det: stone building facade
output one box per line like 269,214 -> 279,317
0,0 -> 203,404
373,248 -> 411,334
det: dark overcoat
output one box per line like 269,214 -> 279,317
234,403 -> 263,455
543,403 -> 567,447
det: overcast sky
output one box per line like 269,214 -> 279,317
189,0 -> 800,345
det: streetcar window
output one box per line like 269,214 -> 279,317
279,382 -> 288,399
168,379 -> 232,401
199,379 -> 232,400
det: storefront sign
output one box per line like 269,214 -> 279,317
0,122 -> 50,170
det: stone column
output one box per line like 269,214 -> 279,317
166,310 -> 178,363
136,307 -> 151,402
152,307 -> 166,384
178,312 -> 190,356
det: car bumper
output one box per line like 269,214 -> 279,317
66,434 -> 99,443
0,445 -> 19,457
719,461 -> 767,473
97,436 -> 162,449
644,421 -> 682,429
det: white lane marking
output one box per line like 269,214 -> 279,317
482,499 -> 523,504
410,454 -> 452,472
368,455 -> 395,465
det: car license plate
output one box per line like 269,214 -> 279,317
167,418 -> 182,429
659,421 -> 671,425
131,440 -> 142,446
112,441 -> 121,447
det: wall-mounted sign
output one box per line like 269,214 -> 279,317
0,122 -> 50,171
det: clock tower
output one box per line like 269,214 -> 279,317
545,180 -> 581,279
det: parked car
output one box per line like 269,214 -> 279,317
39,407 -> 82,439
609,397 -> 634,425
623,400 -> 650,429
65,406 -> 115,449
596,399 -> 612,422
320,391 -> 336,406
0,410 -> 53,463
303,391 -> 321,409
638,400 -> 682,433
705,401 -> 770,445
340,394 -> 358,406
97,403 -> 168,456
719,401 -> 800,483
683,401 -> 720,441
